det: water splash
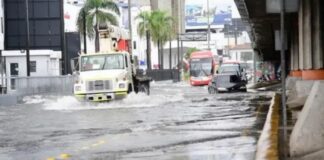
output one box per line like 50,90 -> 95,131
42,92 -> 185,111
23,95 -> 46,104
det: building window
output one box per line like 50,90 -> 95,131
30,61 -> 36,72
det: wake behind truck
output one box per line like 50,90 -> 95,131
72,26 -> 151,102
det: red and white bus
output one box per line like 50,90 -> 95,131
189,51 -> 218,86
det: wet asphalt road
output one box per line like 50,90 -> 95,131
0,81 -> 272,160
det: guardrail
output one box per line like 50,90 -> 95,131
1,75 -> 75,95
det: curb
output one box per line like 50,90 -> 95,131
255,93 -> 280,160
248,81 -> 281,90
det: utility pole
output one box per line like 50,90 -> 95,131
128,0 -> 133,54
25,0 -> 31,77
207,0 -> 211,50
0,50 -> 3,94
169,40 -> 172,69
83,10 -> 87,54
234,20 -> 238,45
253,50 -> 257,83
60,0 -> 66,75
280,0 -> 287,159
227,24 -> 230,56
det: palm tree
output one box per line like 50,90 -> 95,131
77,0 -> 120,52
136,10 -> 173,70
150,11 -> 173,69
136,11 -> 152,70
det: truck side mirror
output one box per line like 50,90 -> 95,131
70,57 -> 79,72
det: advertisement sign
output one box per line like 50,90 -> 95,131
185,4 -> 232,29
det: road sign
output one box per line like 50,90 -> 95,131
179,33 -> 208,41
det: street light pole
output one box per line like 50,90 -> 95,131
280,0 -> 287,159
25,0 -> 30,77
128,0 -> 133,54
0,50 -> 3,94
207,0 -> 211,50
83,10 -> 87,54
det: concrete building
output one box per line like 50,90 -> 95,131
235,0 -> 324,159
2,0 -> 65,75
227,43 -> 253,62
0,50 -> 61,92
2,50 -> 61,77
150,0 -> 186,34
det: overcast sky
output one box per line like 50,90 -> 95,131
186,0 -> 241,18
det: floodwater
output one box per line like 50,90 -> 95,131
0,81 -> 272,160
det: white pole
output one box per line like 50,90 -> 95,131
207,0 -> 211,50
280,0 -> 287,159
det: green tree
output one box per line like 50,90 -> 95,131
136,10 -> 173,70
77,0 -> 120,52
185,47 -> 200,60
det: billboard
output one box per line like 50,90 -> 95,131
185,4 -> 232,29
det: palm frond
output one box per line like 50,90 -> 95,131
101,0 -> 120,15
77,0 -> 120,39
96,9 -> 118,26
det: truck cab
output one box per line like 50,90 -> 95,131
74,52 -> 134,102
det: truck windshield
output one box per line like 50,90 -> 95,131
81,54 -> 125,71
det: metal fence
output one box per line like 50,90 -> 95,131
2,75 -> 75,95
0,70 -> 180,96
146,69 -> 180,82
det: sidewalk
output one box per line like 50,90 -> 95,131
256,78 -> 324,160
247,81 -> 281,160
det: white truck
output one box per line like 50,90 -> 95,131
72,26 -> 151,102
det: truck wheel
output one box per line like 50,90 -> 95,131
139,84 -> 150,95
128,84 -> 133,94
241,88 -> 247,92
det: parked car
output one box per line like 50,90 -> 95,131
208,63 -> 247,94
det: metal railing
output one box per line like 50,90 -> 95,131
146,69 -> 180,82
2,75 -> 75,95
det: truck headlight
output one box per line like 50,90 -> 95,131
119,83 -> 126,88
74,85 -> 81,91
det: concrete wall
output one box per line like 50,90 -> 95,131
7,75 -> 74,95
290,81 -> 324,158
0,75 -> 75,106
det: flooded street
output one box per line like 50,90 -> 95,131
0,81 -> 272,160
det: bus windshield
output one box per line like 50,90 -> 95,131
190,58 -> 213,77
81,54 -> 125,71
